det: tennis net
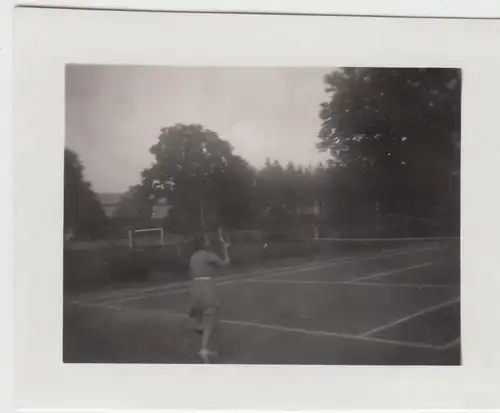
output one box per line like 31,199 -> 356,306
310,236 -> 459,257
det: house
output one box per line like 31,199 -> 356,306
97,193 -> 122,218
152,197 -> 170,219
97,192 -> 171,220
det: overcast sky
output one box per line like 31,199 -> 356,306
66,65 -> 334,194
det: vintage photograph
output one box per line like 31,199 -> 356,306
64,65 -> 461,365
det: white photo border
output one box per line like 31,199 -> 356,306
13,7 -> 500,411
14,0 -> 500,18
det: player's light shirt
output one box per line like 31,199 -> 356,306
190,250 -> 224,278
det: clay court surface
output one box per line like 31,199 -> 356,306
64,240 -> 461,365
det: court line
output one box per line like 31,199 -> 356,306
74,244 -> 440,304
71,258 -> 340,305
259,247 -> 437,280
343,261 -> 436,284
313,237 -> 459,241
242,279 -> 453,289
72,300 -> 444,350
219,319 -> 441,350
437,337 -> 461,351
71,247 -> 416,305
359,297 -> 460,337
98,247 -> 439,305
73,256 -> 345,303
75,251 -> 393,303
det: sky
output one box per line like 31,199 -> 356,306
66,65 -> 334,194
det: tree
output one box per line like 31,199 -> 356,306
210,154 -> 256,231
253,160 -> 322,240
253,160 -> 289,239
64,148 -> 107,239
141,124 -> 255,239
113,184 -> 154,230
318,68 -> 461,235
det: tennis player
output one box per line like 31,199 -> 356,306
188,234 -> 230,363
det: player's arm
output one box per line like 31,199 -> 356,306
208,252 -> 230,267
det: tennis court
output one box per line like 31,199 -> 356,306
64,238 -> 461,365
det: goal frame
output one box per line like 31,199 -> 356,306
128,227 -> 165,249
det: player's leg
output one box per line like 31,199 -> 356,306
188,305 -> 203,334
188,282 -> 204,334
198,306 -> 218,362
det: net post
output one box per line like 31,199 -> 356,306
128,229 -> 133,249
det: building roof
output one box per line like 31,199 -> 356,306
152,204 -> 171,219
97,193 -> 123,206
97,192 -> 169,208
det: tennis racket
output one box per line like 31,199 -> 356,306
217,227 -> 231,262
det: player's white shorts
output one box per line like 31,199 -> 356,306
189,277 -> 219,325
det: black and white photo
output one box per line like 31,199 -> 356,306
64,65 -> 461,365
17,5 -> 500,410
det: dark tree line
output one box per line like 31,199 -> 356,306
64,149 -> 107,239
65,67 -> 461,240
318,67 -> 460,235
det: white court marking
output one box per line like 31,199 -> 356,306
360,297 -> 460,337
68,244 -> 461,355
72,300 -> 450,351
96,247 -> 439,305
74,244 -> 439,304
74,253 -> 375,303
70,259 -> 333,304
313,237 -> 457,242
243,279 -> 452,289
342,261 -> 436,284
437,337 -> 461,351
260,247 -> 437,280
75,256 -> 338,302
258,261 -> 436,285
